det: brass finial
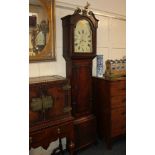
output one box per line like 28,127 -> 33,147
74,7 -> 81,14
84,2 -> 90,10
74,2 -> 91,15
82,2 -> 90,15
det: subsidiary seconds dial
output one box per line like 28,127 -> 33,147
74,20 -> 92,53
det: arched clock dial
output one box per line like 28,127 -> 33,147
74,20 -> 92,53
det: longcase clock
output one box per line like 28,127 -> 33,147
61,4 -> 98,150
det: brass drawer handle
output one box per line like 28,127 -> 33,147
42,95 -> 53,110
57,128 -> 61,134
63,84 -> 71,90
63,107 -> 72,113
31,98 -> 42,111
30,95 -> 54,112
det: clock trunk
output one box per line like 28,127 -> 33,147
67,60 -> 92,117
66,59 -> 97,150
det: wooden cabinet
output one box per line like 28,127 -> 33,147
93,77 -> 126,149
29,76 -> 75,155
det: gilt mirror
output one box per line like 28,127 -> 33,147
29,0 -> 55,62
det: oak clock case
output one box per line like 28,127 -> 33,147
61,7 -> 98,150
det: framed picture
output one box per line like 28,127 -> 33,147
29,0 -> 56,62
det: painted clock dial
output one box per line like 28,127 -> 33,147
74,19 -> 92,53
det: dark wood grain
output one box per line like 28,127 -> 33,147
61,10 -> 98,150
92,77 -> 126,149
29,76 -> 75,155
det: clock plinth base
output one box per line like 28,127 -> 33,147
74,114 -> 97,150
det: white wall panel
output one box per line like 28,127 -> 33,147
110,18 -> 126,48
29,63 -> 40,77
55,7 -> 63,48
57,0 -> 126,16
53,47 -> 66,76
109,48 -> 126,60
56,7 -> 73,48
38,62 -> 52,76
96,16 -> 109,47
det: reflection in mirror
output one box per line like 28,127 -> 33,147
29,0 -> 55,62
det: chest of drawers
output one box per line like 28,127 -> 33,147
29,76 -> 75,154
93,77 -> 126,149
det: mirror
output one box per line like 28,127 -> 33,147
29,0 -> 55,62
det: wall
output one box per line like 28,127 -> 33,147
29,0 -> 126,77
57,0 -> 126,15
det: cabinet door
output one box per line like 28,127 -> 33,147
29,84 -> 43,125
71,60 -> 92,117
44,82 -> 69,120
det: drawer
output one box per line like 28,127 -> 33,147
30,130 -> 46,148
111,96 -> 126,109
111,107 -> 126,121
111,127 -> 126,137
45,122 -> 73,139
111,118 -> 126,131
111,107 -> 126,130
109,81 -> 126,96
109,80 -> 126,89
30,122 -> 73,149
109,87 -> 126,96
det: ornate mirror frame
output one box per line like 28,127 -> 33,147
29,0 -> 56,62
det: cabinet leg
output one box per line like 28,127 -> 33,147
51,137 -> 64,155
59,138 -> 64,155
68,141 -> 75,155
